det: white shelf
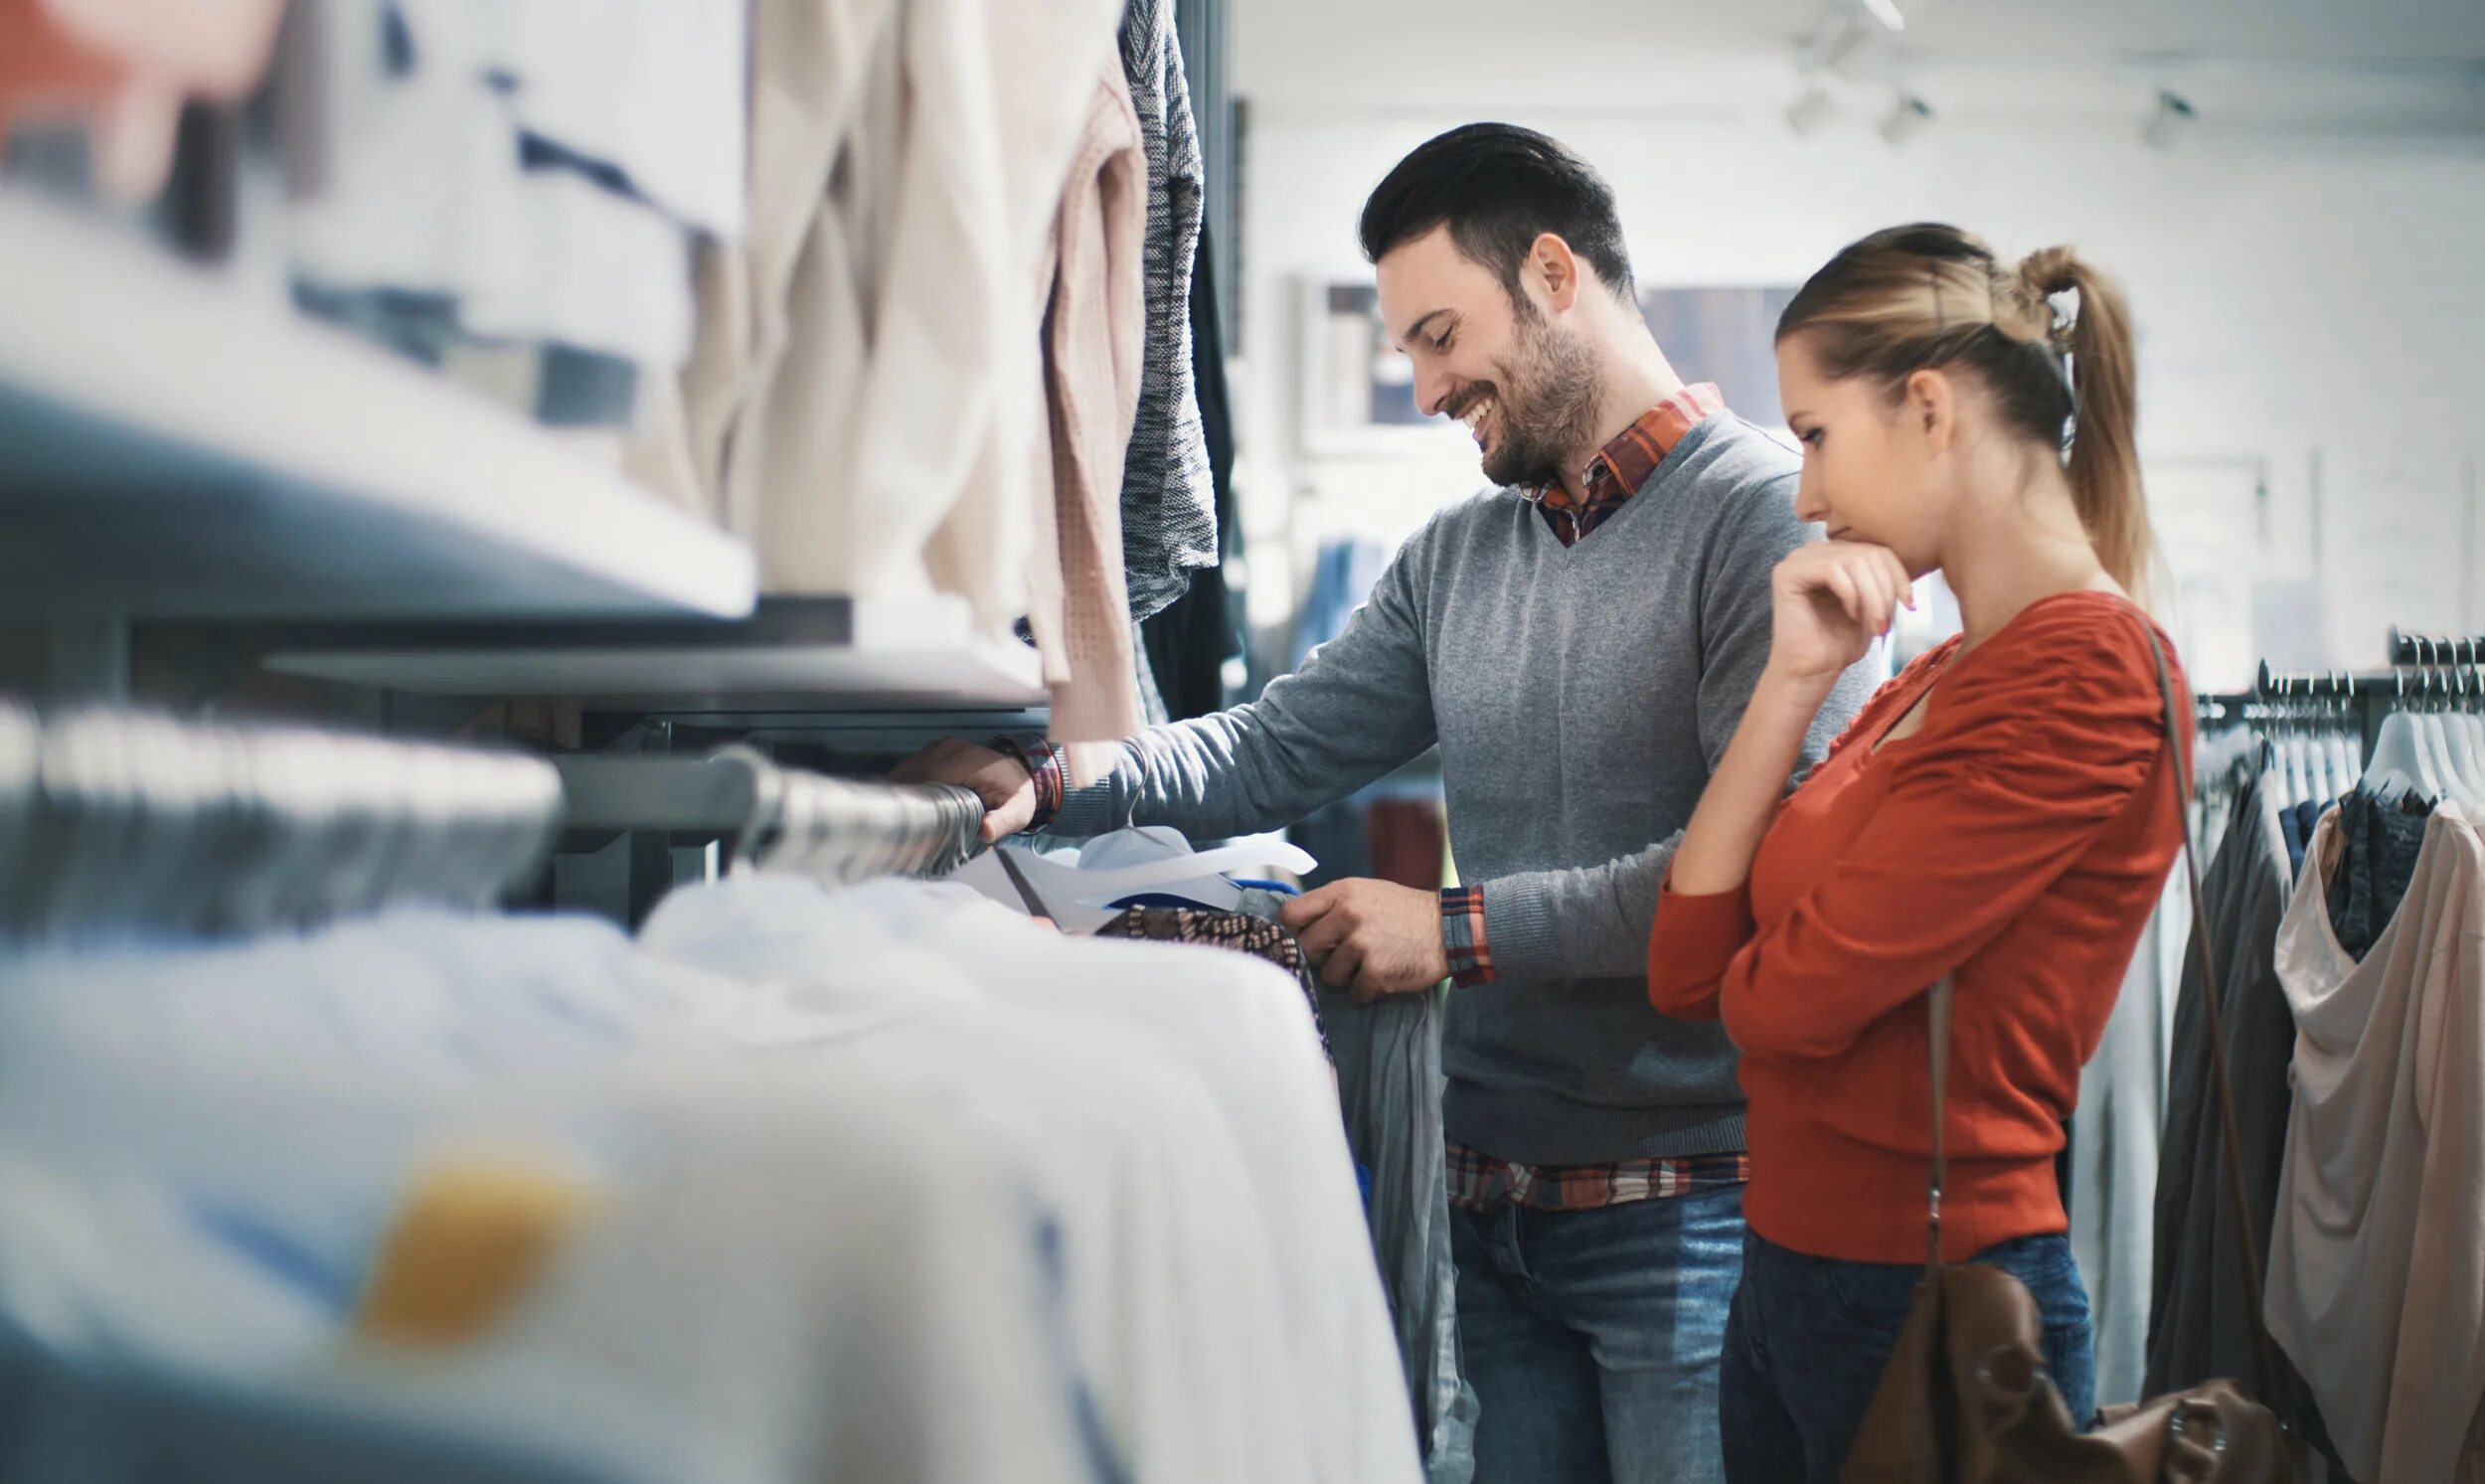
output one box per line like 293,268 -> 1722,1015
270,639 -> 1045,711
0,191 -> 757,622
261,596 -> 1049,712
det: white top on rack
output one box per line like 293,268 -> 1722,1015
262,596 -> 1050,712
0,191 -> 756,621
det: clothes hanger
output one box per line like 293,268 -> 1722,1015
2446,668 -> 2485,812
2304,682 -> 2338,805
2275,677 -> 2309,810
2366,669 -> 2438,805
2422,643 -> 2485,808
2448,641 -> 2485,805
2417,666 -> 2450,802
2256,679 -> 2289,809
2348,678 -> 2367,776
2407,646 -> 2440,777
2293,682 -> 2339,859
2288,680 -> 2318,808
2434,642 -> 2483,806
2293,679 -> 2321,807
2403,643 -> 2458,801
2321,673 -> 2358,803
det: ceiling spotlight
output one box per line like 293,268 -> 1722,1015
1858,0 -> 1906,32
1786,85 -> 1836,136
1880,91 -> 1934,146
2143,89 -> 2198,149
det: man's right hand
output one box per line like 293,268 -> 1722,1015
890,739 -> 1037,844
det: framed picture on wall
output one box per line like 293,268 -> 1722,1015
1296,277 -> 1803,458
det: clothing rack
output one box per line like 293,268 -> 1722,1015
2194,664 -> 2390,776
0,705 -> 563,939
0,704 -> 985,938
2387,627 -> 2485,668
2196,664 -> 2389,732
2193,637 -> 2485,794
550,748 -> 984,922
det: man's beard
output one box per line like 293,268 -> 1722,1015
1478,303 -> 1604,490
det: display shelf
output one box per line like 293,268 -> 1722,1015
0,191 -> 756,623
260,596 -> 1049,712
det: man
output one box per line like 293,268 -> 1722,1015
900,123 -> 1873,1483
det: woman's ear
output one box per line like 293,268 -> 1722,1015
1904,368 -> 1957,454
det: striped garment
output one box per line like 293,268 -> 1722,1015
1439,884 -> 1492,988
1115,0 -> 1218,623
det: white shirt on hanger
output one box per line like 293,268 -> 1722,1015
828,880 -> 1428,1484
638,873 -> 1318,1484
0,914 -> 1109,1484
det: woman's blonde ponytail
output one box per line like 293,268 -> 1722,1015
2021,247 -> 2151,596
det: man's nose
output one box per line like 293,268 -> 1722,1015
1416,365 -> 1458,418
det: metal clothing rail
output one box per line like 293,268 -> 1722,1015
2388,628 -> 2485,668
2195,665 -> 2382,724
0,705 -> 563,939
550,748 -> 984,921
2192,669 -> 2380,807
2196,647 -> 2485,765
2199,661 -> 2475,711
2195,667 -> 2374,765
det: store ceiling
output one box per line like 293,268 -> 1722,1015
1236,0 -> 2485,135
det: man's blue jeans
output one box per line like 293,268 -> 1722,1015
1449,1182 -> 1744,1484
1719,1228 -> 2096,1484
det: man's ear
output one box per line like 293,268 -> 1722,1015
1529,232 -> 1582,314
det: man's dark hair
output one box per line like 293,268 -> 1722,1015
1358,123 -> 1637,304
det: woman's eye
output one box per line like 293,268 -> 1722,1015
1800,428 -> 1824,447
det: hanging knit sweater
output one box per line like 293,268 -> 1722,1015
1113,0 -> 1217,622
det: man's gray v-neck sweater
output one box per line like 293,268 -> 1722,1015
1048,413 -> 1876,1164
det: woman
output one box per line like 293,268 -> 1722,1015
1645,223 -> 2189,1483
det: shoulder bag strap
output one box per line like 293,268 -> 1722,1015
2141,622 -> 2291,1408
1923,971 -> 1952,1277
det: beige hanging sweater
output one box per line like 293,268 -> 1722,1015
629,0 -> 1123,640
1029,67 -> 1148,759
2268,802 -> 2485,1484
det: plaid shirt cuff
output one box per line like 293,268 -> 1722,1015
1440,885 -> 1495,986
991,735 -> 1066,833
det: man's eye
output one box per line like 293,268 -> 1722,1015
1433,333 -> 1453,352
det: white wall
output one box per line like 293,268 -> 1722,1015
1232,103 -> 2485,690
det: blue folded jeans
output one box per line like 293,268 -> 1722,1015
1450,1182 -> 1744,1484
1720,1228 -> 2095,1484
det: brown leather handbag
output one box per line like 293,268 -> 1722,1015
1840,624 -> 2303,1483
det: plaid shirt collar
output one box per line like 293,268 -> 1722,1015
1531,382 -> 1726,547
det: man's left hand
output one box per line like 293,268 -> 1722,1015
1280,879 -> 1450,1001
